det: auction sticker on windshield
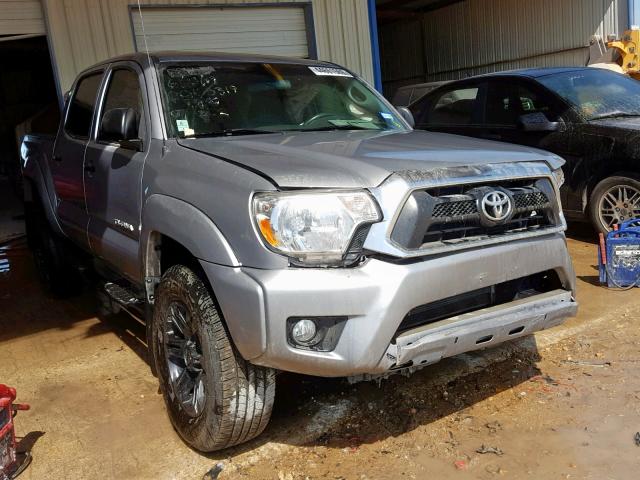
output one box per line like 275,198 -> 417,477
176,119 -> 190,132
309,66 -> 353,77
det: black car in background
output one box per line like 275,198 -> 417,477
408,67 -> 640,233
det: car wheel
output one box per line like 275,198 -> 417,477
26,204 -> 82,297
152,265 -> 276,452
589,176 -> 640,234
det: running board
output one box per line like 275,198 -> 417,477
104,282 -> 143,306
103,282 -> 146,323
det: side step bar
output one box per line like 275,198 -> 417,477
103,282 -> 146,324
104,282 -> 143,306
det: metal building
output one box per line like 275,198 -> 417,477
377,0 -> 633,97
0,0 -> 379,182
2,0 -> 640,143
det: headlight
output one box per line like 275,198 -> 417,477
253,190 -> 381,265
552,168 -> 565,187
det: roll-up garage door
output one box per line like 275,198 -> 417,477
0,0 -> 45,36
131,6 -> 312,58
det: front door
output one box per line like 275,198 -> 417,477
84,63 -> 149,282
50,71 -> 103,248
481,79 -> 585,211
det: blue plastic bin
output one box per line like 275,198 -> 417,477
598,225 -> 640,288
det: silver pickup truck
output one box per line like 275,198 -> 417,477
21,52 -> 577,452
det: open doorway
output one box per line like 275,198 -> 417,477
0,35 -> 59,242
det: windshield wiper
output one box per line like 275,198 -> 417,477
590,112 -> 640,120
182,128 -> 279,138
290,125 -> 381,132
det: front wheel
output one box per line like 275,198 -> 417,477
589,176 -> 640,234
151,265 -> 276,452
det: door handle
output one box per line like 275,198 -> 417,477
84,163 -> 96,174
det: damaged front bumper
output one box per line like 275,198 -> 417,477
375,289 -> 575,375
203,233 -> 577,378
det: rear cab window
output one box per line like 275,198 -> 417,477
64,72 -> 103,139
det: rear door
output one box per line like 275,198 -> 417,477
51,70 -> 104,248
84,62 -> 149,282
412,81 -> 487,138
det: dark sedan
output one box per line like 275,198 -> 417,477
408,67 -> 640,233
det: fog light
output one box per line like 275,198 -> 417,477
291,319 -> 317,344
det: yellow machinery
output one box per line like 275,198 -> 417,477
588,27 -> 640,80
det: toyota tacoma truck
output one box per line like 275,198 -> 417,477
21,52 -> 577,452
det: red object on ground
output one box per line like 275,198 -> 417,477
454,459 -> 468,470
0,385 -> 29,478
599,232 -> 607,265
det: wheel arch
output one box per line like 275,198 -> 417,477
22,166 -> 64,237
141,196 -> 266,360
582,169 -> 640,213
141,194 -> 239,281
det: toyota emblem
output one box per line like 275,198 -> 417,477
481,190 -> 512,222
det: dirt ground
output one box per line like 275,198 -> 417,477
2,223 -> 639,480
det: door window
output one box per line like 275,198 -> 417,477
485,81 -> 557,126
425,86 -> 480,125
64,72 -> 103,139
515,85 -> 557,119
98,69 -> 144,142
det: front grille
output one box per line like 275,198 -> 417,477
431,190 -> 550,219
395,270 -> 563,335
390,178 -> 558,251
432,199 -> 477,218
514,191 -> 549,210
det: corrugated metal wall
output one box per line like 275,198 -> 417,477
41,0 -> 374,92
130,6 -> 310,57
380,0 -> 628,96
0,0 -> 45,35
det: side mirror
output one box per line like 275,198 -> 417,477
518,112 -> 565,133
395,106 -> 415,128
101,108 -> 140,147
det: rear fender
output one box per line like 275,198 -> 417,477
22,151 -> 64,236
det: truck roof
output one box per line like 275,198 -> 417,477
476,66 -> 592,79
84,51 -> 333,71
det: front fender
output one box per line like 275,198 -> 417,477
141,194 -> 240,272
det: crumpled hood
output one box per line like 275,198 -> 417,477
178,129 -> 562,188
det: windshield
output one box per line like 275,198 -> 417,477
159,62 -> 407,137
538,69 -> 640,120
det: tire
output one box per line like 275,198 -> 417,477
151,265 -> 276,452
25,203 -> 82,297
589,175 -> 640,234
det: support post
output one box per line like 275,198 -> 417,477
367,0 -> 383,92
630,0 -> 640,28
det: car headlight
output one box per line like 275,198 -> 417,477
552,168 -> 565,187
252,190 -> 382,266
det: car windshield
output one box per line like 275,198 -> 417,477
159,62 -> 407,137
538,69 -> 640,120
